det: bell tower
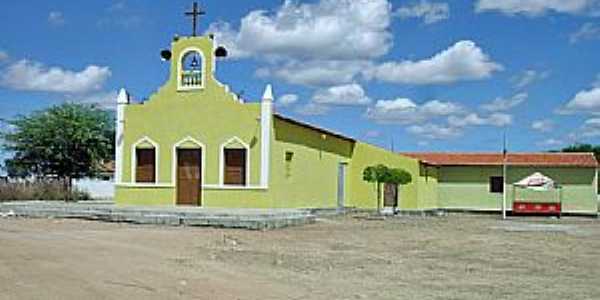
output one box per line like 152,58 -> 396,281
159,2 -> 228,93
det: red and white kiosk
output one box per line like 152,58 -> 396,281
512,172 -> 562,217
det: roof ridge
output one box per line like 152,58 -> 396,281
273,113 -> 356,142
402,151 -> 596,155
401,152 -> 597,167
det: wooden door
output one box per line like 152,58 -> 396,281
177,149 -> 202,206
384,183 -> 398,207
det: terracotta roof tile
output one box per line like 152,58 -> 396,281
401,152 -> 598,168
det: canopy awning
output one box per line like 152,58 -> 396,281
514,172 -> 556,190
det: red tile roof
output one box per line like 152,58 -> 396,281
401,152 -> 598,168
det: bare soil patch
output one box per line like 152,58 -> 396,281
0,214 -> 598,299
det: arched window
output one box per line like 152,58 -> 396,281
132,137 -> 159,184
179,50 -> 203,89
220,137 -> 250,186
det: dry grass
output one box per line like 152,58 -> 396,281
0,180 -> 90,202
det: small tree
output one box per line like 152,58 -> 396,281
363,164 -> 412,214
386,168 -> 413,187
1,103 -> 114,200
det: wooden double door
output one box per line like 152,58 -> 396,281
176,149 -> 202,206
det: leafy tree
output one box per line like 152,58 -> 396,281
1,103 -> 114,199
363,164 -> 412,214
386,168 -> 413,186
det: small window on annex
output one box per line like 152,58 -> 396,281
489,176 -> 504,194
223,149 -> 247,186
180,50 -> 203,88
135,148 -> 156,183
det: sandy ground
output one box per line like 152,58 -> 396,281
0,214 -> 599,300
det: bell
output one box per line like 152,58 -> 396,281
190,56 -> 199,68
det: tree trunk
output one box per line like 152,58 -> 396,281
376,182 -> 381,215
62,176 -> 72,202
396,184 -> 401,214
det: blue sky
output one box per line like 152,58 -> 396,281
1,0 -> 600,162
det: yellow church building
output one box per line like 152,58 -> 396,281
113,26 -> 436,210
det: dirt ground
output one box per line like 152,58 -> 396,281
0,214 -> 599,300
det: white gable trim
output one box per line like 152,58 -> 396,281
260,85 -> 273,189
131,136 -> 159,184
219,136 -> 251,187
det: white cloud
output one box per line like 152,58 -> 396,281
278,94 -> 299,107
581,118 -> 600,137
256,60 -> 369,87
562,87 -> 600,114
208,22 -> 253,59
364,40 -> 502,85
475,0 -> 599,16
0,59 -> 111,93
365,130 -> 381,138
537,138 -> 564,147
312,83 -> 371,106
208,0 -> 393,61
481,93 -> 528,112
407,123 -> 463,140
208,0 -> 395,89
65,90 -> 118,110
406,112 -> 511,140
395,0 -> 450,24
0,51 -> 8,62
295,102 -> 330,116
531,119 -> 555,132
366,95 -> 512,140
98,2 -> 142,28
366,98 -> 463,124
48,11 -> 65,26
570,23 -> 600,44
512,70 -> 549,89
448,113 -> 512,127
593,74 -> 600,88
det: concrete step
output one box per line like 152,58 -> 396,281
0,201 -> 316,230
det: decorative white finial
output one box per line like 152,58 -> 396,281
117,88 -> 129,104
262,84 -> 273,102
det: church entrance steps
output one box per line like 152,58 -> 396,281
0,201 -> 316,230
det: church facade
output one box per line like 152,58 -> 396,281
114,34 -> 436,210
